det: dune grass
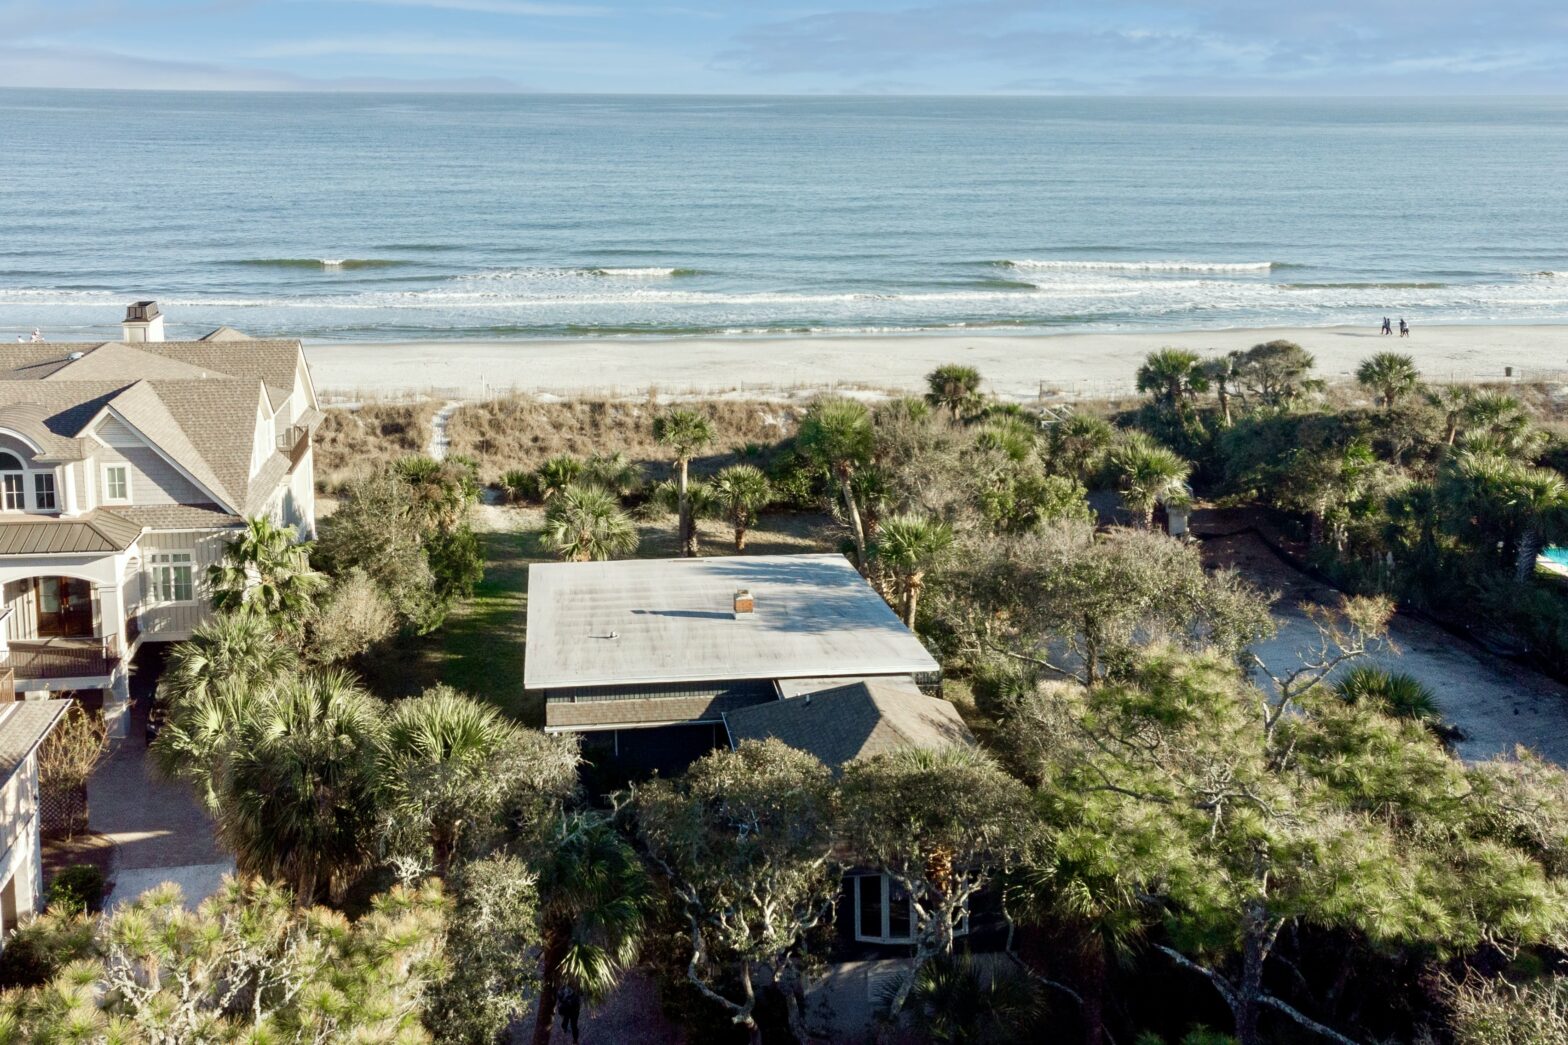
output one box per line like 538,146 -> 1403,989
314,401 -> 438,492
444,393 -> 804,482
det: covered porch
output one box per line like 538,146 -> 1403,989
0,512 -> 147,736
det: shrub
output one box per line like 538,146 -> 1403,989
45,864 -> 106,915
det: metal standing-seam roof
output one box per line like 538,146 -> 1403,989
524,554 -> 940,691
723,677 -> 975,771
0,509 -> 144,556
0,700 -> 70,790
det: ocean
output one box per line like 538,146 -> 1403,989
4,90 -> 1568,342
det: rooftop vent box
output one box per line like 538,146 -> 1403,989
733,589 -> 755,619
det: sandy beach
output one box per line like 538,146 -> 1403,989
305,324 -> 1568,402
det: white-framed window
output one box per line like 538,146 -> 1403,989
33,473 -> 56,511
103,464 -> 130,502
851,873 -> 969,945
150,552 -> 194,604
0,452 -> 23,512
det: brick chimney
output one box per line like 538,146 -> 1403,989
733,589 -> 754,619
122,301 -> 164,343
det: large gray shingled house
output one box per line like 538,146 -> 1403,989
0,303 -> 320,735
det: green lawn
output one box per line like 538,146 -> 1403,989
360,529 -> 541,725
433,529 -> 540,724
364,508 -> 839,729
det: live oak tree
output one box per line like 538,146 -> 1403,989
1000,642 -> 1568,1045
632,740 -> 840,1044
427,854 -> 543,1045
837,746 -> 1038,1018
942,521 -> 1273,686
1235,340 -> 1323,410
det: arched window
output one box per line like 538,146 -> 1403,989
0,452 -> 22,511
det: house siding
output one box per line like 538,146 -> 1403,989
93,443 -> 207,506
2,581 -> 35,642
133,530 -> 231,641
0,752 -> 43,936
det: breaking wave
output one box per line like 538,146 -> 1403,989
230,258 -> 411,270
1001,259 -> 1278,273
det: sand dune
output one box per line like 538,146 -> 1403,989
305,324 -> 1568,402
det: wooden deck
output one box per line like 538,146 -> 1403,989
5,637 -> 119,684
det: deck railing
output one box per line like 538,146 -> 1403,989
5,636 -> 120,682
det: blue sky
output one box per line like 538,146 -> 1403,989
4,0 -> 1567,94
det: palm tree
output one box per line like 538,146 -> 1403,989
160,611 -> 296,706
975,417 -> 1038,463
395,454 -> 475,532
499,469 -> 534,504
1356,352 -> 1421,410
152,612 -> 297,809
208,516 -> 325,620
581,452 -> 643,499
1108,437 -> 1191,528
1201,351 -> 1245,427
874,513 -> 953,631
1005,850 -> 1144,1045
708,465 -> 772,552
218,670 -> 387,904
1455,390 -> 1544,459
798,397 -> 876,572
884,953 -> 1044,1045
532,455 -> 584,502
1136,348 -> 1209,421
1439,452 -> 1568,579
1044,413 -> 1116,484
381,687 -> 527,876
530,812 -> 648,1045
925,364 -> 984,421
1334,665 -> 1442,722
654,408 -> 715,557
1428,384 -> 1471,446
538,483 -> 639,562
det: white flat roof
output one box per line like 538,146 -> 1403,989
524,553 -> 939,690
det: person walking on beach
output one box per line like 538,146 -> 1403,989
1381,316 -> 1393,336
557,984 -> 582,1044
1398,318 -> 1409,338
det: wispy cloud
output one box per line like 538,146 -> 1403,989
0,43 -> 521,90
248,34 -> 535,58
320,0 -> 606,15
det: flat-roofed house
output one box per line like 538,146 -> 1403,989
0,303 -> 322,735
524,553 -> 942,777
0,699 -> 68,945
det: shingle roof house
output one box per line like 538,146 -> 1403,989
0,700 -> 68,946
0,304 -> 321,736
525,553 -> 946,777
723,675 -> 974,772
